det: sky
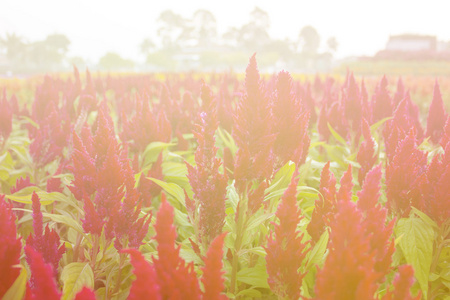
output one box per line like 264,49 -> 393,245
1,0 -> 449,62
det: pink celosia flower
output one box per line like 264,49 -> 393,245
426,81 -> 448,143
25,246 -> 61,300
382,265 -> 420,300
372,75 -> 393,122
186,83 -> 228,246
201,233 -> 228,300
26,192 -> 65,277
357,119 -> 377,185
74,287 -> 97,300
233,54 -> 276,191
385,130 -> 428,217
272,71 -> 310,168
153,195 -> 201,298
122,249 -> 160,300
265,171 -> 310,299
0,195 -> 22,298
307,162 -> 337,242
315,200 -> 379,299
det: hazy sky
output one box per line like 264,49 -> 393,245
1,0 -> 449,62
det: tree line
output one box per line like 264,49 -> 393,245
0,7 -> 338,74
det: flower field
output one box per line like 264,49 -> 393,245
0,54 -> 449,299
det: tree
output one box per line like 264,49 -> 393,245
327,36 -> 338,53
98,52 -> 134,71
140,38 -> 156,57
0,33 -> 27,63
298,25 -> 320,55
156,10 -> 187,50
237,6 -> 271,51
191,9 -> 217,47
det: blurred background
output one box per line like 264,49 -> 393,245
1,0 -> 450,76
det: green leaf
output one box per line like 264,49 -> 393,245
226,183 -> 239,211
305,230 -> 329,270
370,116 -> 393,132
327,122 -> 347,145
395,216 -> 435,298
61,262 -> 94,300
410,207 -> 438,230
141,141 -> 174,168
237,265 -> 270,289
148,178 -> 185,206
246,213 -> 274,232
3,267 -> 27,300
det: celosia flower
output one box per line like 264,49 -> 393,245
272,71 -> 310,168
426,81 -> 448,143
372,75 -> 393,122
342,73 -> 363,132
74,287 -> 97,300
201,233 -> 228,300
419,142 -> 450,225
357,165 -> 395,279
307,162 -> 337,242
26,192 -> 65,277
265,171 -> 310,299
233,54 -> 276,191
25,246 -> 61,300
186,83 -> 228,246
385,130 -> 428,217
153,195 -> 201,298
122,249 -> 160,300
0,195 -> 22,298
440,117 -> 450,148
382,265 -> 420,300
357,119 -> 377,186
315,200 -> 379,299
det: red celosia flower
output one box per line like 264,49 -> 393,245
392,77 -> 405,107
0,195 -> 22,298
122,249 -> 160,300
201,233 -> 228,300
265,171 -> 310,299
233,54 -> 276,191
307,162 -> 337,242
357,165 -> 395,279
106,190 -> 152,250
272,71 -> 310,168
372,75 -> 393,122
74,287 -> 97,300
419,142 -> 450,225
337,165 -> 353,202
426,81 -> 448,143
440,117 -> 450,148
26,192 -> 65,277
186,83 -> 228,246
121,93 -> 172,153
153,195 -> 201,299
25,246 -> 61,300
385,130 -> 428,217
315,200 -> 379,300
382,265 -> 420,300
342,73 -> 363,133
357,119 -> 377,186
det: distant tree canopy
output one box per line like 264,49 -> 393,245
98,52 -> 134,71
0,33 -> 74,73
143,7 -> 337,71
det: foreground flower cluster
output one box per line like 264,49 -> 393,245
0,56 -> 449,299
